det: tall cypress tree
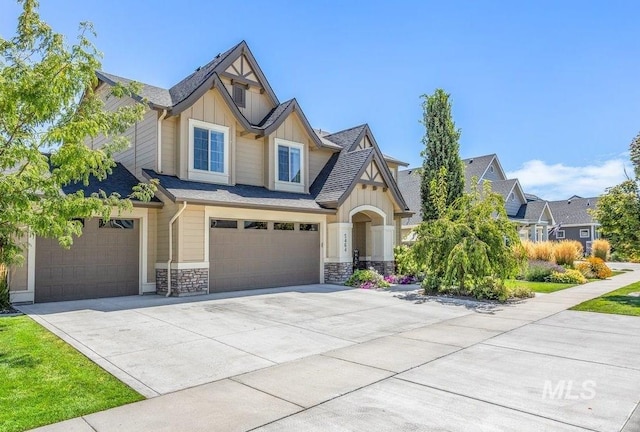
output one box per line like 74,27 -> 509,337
420,89 -> 465,221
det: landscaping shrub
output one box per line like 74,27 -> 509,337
521,240 -> 536,261
553,240 -> 583,266
524,260 -> 566,282
574,261 -> 595,279
508,285 -> 535,299
345,268 -> 390,289
548,269 -> 587,284
585,257 -> 613,279
471,276 -> 509,302
0,264 -> 9,310
591,239 -> 611,261
393,245 -> 423,276
385,274 -> 418,285
531,241 -> 554,262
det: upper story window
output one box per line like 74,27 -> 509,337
188,119 -> 230,184
275,138 -> 304,193
232,84 -> 246,108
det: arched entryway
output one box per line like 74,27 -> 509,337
350,206 -> 385,270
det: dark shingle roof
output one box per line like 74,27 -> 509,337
168,42 -> 241,107
256,99 -> 294,129
397,169 -> 422,225
143,169 -> 328,212
515,200 -> 550,222
315,148 -> 373,204
63,163 -> 162,205
323,125 -> 367,148
488,179 -> 517,201
525,193 -> 543,202
547,197 -> 599,225
462,154 -> 496,187
96,71 -> 173,108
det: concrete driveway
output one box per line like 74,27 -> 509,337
22,264 -> 640,432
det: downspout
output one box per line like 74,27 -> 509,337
156,109 -> 168,173
166,201 -> 187,297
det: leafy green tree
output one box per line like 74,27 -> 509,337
0,0 -> 155,307
593,133 -> 640,260
414,171 -> 522,300
420,89 -> 465,221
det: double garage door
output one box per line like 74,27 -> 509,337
35,218 -> 139,303
209,220 -> 320,292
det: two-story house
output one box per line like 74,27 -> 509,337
398,154 -> 554,243
9,41 -> 411,303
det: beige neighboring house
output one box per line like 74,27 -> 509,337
9,40 -> 411,304
398,154 -> 553,243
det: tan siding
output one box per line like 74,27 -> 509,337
91,86 -> 158,176
147,209 -> 157,282
160,117 -> 178,175
8,244 -> 28,292
309,149 -> 333,184
268,112 -> 314,191
178,89 -> 236,179
221,76 -> 273,125
179,206 -> 205,262
236,135 -> 264,186
156,197 -> 178,262
337,185 -> 395,226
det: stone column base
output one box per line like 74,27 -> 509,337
324,262 -> 353,284
156,268 -> 208,296
367,261 -> 395,276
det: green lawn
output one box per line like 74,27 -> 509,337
505,279 -> 576,293
571,281 -> 640,317
0,315 -> 144,432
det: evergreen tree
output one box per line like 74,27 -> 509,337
420,89 -> 465,221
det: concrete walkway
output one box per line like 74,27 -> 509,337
25,263 -> 640,432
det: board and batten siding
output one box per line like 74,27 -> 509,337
147,210 -> 158,283
155,197 -> 179,263
8,241 -> 29,292
160,116 -> 178,175
337,185 -> 396,226
267,112 -> 313,191
178,89 -> 236,180
179,205 -> 205,262
236,135 -> 264,186
222,77 -> 273,125
89,86 -> 158,176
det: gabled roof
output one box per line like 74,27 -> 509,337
515,200 -> 554,224
63,163 -> 162,207
96,42 -> 332,151
462,154 -> 496,186
397,169 -> 422,226
525,193 -> 543,202
547,197 -> 599,225
143,169 -> 332,214
315,124 -> 410,212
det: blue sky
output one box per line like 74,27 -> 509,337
2,1 -> 638,200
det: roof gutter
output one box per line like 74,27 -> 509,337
166,201 -> 187,297
156,109 -> 168,173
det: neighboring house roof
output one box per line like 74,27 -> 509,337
397,169 -> 422,226
143,169 -> 331,213
63,163 -> 162,207
515,200 -> 554,224
547,197 -> 599,225
525,193 -> 543,202
462,154 -> 497,187
488,178 -> 518,201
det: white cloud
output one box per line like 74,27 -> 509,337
506,158 -> 631,201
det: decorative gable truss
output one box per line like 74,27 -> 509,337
360,161 -> 386,188
224,55 -> 259,84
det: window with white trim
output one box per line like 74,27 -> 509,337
580,229 -> 590,238
274,138 -> 304,192
188,119 -> 230,183
556,230 -> 565,239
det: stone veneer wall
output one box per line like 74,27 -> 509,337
324,262 -> 353,284
367,261 -> 395,276
156,268 -> 208,296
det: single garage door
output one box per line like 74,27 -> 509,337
35,218 -> 139,302
209,220 -> 320,292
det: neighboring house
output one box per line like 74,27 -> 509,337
397,154 -> 553,243
547,196 -> 600,252
9,40 -> 411,303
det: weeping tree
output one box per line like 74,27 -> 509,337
414,168 -> 522,300
0,0 -> 156,307
420,89 -> 465,221
592,132 -> 640,261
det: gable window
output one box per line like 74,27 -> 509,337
580,229 -> 590,238
232,84 -> 246,108
188,119 -> 229,184
275,138 -> 304,193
